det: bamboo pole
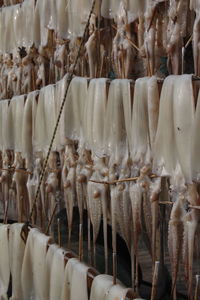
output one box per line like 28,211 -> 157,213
57,218 -> 61,247
45,202 -> 58,235
113,252 -> 117,285
79,223 -> 83,261
195,275 -> 200,300
0,167 -> 33,175
89,174 -> 158,185
151,261 -> 160,300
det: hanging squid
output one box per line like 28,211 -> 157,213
62,142 -> 77,247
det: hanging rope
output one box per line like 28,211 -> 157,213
28,0 -> 97,223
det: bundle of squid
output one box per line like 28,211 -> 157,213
112,2 -> 137,78
60,76 -> 88,148
67,0 -> 97,40
55,74 -> 69,153
7,95 -> 29,222
183,88 -> 200,299
90,274 -> 116,300
44,84 -> 60,224
9,49 -> 23,97
22,90 -> 43,225
36,46 -> 51,89
49,247 -> 66,300
54,40 -> 69,82
44,244 -> 59,300
182,184 -> 200,300
68,0 -> 104,76
12,151 -> 29,222
27,155 -> 46,227
1,6 -> 15,55
11,3 -> 35,94
0,9 -> 8,55
101,0 -> 146,22
90,274 -> 134,300
153,75 -> 195,298
55,0 -> 68,40
21,228 -> 51,300
85,10 -> 113,78
84,78 -> 109,271
76,147 -> 93,260
12,4 -> 23,55
85,13 -> 99,78
21,46 -> 38,95
87,156 -> 109,270
8,223 -> 26,300
191,0 -> 200,75
153,75 -> 194,183
62,142 -> 77,247
0,224 -> 10,300
61,257 -> 90,300
20,0 -> 35,50
129,76 -> 160,287
104,79 -> 130,168
46,246 -> 82,300
105,281 -> 133,300
33,85 -> 59,227
104,79 -> 132,277
45,152 -> 59,232
0,54 -> 13,100
114,154 -> 132,251
33,0 -> 49,49
0,149 -> 13,222
60,76 -> 88,246
67,37 -> 84,77
39,0 -> 55,36
141,0 -> 168,76
166,0 -> 189,74
0,99 -> 13,221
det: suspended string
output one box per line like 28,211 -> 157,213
28,0 -> 97,223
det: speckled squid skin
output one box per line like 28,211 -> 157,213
0,224 -> 10,300
0,150 -> 12,219
45,152 -> 59,228
12,152 -> 28,222
62,143 -> 77,247
168,193 -> 186,300
183,184 -> 200,299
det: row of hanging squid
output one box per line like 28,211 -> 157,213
0,223 -> 137,300
1,0 -> 200,101
0,74 -> 200,299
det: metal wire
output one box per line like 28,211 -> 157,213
28,0 -> 97,222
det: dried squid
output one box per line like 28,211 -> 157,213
0,224 -> 10,299
49,248 -> 66,300
9,224 -> 25,300
90,274 -> 115,300
153,75 -> 194,182
62,143 -> 77,247
61,258 -> 89,300
21,228 -> 51,300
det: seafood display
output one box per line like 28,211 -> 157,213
0,1 -> 200,300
